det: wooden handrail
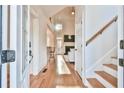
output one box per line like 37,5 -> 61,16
111,56 -> 118,59
86,16 -> 118,46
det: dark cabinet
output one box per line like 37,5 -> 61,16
64,35 -> 75,42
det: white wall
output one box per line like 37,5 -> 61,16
30,6 -> 48,75
47,27 -> 56,47
62,10 -> 75,52
63,19 -> 75,51
63,18 -> 75,35
38,12 -> 48,72
85,6 -> 118,77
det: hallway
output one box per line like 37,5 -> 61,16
0,5 -> 123,88
30,55 -> 85,88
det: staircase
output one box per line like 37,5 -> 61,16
86,59 -> 117,88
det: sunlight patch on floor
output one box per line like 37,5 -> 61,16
56,55 -> 71,75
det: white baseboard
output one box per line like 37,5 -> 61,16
111,59 -> 117,65
85,79 -> 93,88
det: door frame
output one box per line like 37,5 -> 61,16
16,5 -> 23,88
81,6 -> 86,84
9,5 -> 18,88
1,5 -> 8,88
0,5 -> 2,88
74,6 -> 86,84
21,5 -> 30,88
30,7 -> 39,76
117,5 -> 124,88
75,23 -> 82,77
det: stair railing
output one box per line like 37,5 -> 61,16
86,16 -> 118,46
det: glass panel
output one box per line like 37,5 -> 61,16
22,5 -> 29,74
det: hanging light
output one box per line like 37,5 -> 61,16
71,7 -> 75,15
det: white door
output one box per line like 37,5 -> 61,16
0,5 -> 30,88
1,5 -> 18,88
75,23 -> 82,77
0,5 -> 17,88
1,5 -> 8,88
15,5 -> 30,88
118,6 -> 124,88
21,5 -> 30,88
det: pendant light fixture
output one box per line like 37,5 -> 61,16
71,7 -> 75,15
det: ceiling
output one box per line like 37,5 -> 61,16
40,5 -> 67,18
51,7 -> 75,24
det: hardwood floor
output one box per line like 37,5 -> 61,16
87,78 -> 105,88
30,55 -> 85,88
30,58 -> 56,88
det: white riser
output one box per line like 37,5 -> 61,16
111,59 -> 117,65
85,80 -> 93,88
95,74 -> 115,88
103,65 -> 117,78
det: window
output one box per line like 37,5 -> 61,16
55,24 -> 63,31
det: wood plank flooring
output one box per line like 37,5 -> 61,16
30,55 -> 85,88
87,78 -> 105,88
30,58 -> 56,88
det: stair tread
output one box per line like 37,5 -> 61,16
87,78 -> 105,88
95,71 -> 117,87
103,64 -> 117,71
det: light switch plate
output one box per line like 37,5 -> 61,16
120,40 -> 124,49
119,58 -> 124,67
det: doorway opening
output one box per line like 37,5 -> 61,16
29,5 -> 84,88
